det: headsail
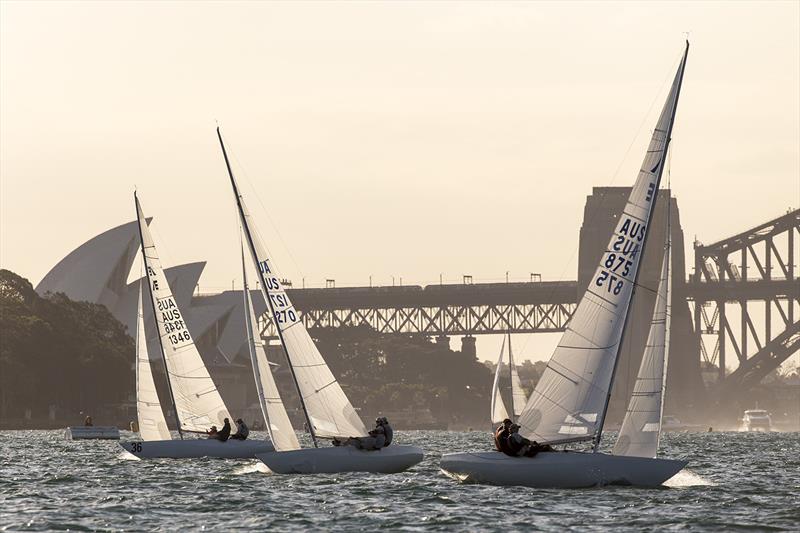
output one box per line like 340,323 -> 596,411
517,42 -> 689,446
508,335 -> 527,417
135,283 -> 171,441
613,218 -> 672,457
135,193 -> 232,433
491,336 -> 510,425
218,129 -> 368,440
241,245 -> 301,451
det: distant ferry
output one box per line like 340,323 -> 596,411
741,409 -> 772,432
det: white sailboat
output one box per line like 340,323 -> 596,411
490,334 -> 527,425
613,229 -> 672,458
120,193 -> 274,459
440,42 -> 690,488
217,129 -> 424,474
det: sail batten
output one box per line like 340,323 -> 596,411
135,194 -> 232,434
135,283 -> 171,441
517,42 -> 688,446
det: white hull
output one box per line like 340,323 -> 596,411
440,451 -> 686,488
66,426 -> 120,440
256,445 -> 424,474
119,438 -> 274,459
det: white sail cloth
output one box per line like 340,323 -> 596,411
491,336 -> 510,425
135,283 -> 171,441
241,248 -> 301,451
613,235 -> 672,458
517,43 -> 688,445
228,167 -> 368,439
508,336 -> 527,417
135,195 -> 232,433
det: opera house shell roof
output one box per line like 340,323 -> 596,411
36,220 -> 261,366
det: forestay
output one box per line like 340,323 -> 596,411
508,336 -> 527,417
135,283 -> 171,441
135,194 -> 232,433
517,43 -> 689,445
241,247 -> 301,451
613,233 -> 672,458
491,336 -> 510,425
220,133 -> 368,440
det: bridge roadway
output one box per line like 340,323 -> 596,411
265,277 -> 794,338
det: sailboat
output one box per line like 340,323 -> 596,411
120,193 -> 275,459
490,334 -> 528,425
217,129 -> 424,474
440,42 -> 690,488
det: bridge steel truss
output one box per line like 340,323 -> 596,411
260,281 -> 578,338
690,209 -> 799,396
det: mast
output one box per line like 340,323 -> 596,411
592,40 -> 689,452
216,127 -> 319,448
134,192 -> 183,440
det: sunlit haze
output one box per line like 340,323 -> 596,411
1,1 -> 798,363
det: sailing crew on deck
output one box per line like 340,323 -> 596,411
333,417 -> 392,450
206,425 -> 218,438
505,424 -> 552,457
208,418 -> 232,441
230,418 -> 249,440
494,418 -> 513,453
84,416 -> 93,427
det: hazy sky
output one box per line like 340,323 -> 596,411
1,1 -> 798,363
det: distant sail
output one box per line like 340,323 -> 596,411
220,131 -> 368,439
491,336 -> 510,425
508,335 -> 527,417
241,245 -> 301,451
135,283 -> 171,441
613,231 -> 672,458
517,43 -> 689,445
135,194 -> 232,433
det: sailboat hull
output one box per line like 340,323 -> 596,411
256,445 -> 424,474
440,451 -> 686,488
119,439 -> 274,459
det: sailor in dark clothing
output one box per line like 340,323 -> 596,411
505,424 -> 553,457
230,418 -> 249,440
494,418 -> 513,453
209,418 -> 232,442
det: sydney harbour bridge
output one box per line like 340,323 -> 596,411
36,187 -> 799,418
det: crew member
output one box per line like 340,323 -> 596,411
494,419 -> 512,453
230,418 -> 249,440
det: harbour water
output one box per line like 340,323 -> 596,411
1,429 -> 798,531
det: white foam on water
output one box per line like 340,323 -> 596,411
234,462 -> 271,475
664,469 -> 714,487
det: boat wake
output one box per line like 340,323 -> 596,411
233,462 -> 271,475
664,469 -> 714,487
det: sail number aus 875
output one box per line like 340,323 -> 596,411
596,270 -> 624,295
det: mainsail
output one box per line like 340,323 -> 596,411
241,246 -> 301,451
135,193 -> 232,433
218,129 -> 368,440
517,42 -> 689,446
135,283 -> 171,441
491,336 -> 510,424
613,230 -> 672,458
508,335 -> 527,417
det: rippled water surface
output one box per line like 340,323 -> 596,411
1,430 -> 798,531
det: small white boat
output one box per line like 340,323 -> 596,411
742,409 -> 772,432
440,451 -> 686,488
120,438 -> 273,459
256,445 -> 424,474
65,426 -> 120,440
